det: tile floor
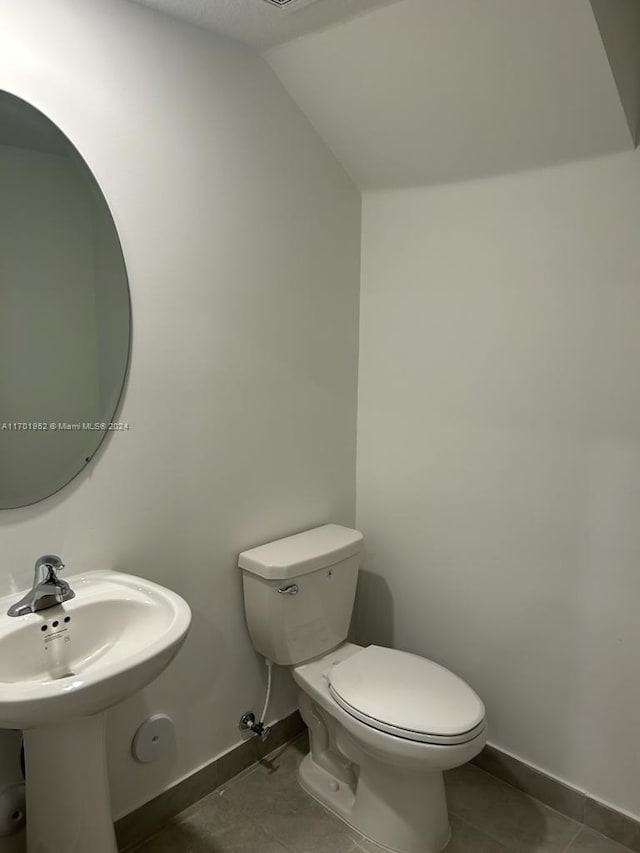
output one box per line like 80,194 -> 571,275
130,736 -> 633,853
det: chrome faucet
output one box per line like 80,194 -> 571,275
8,554 -> 75,617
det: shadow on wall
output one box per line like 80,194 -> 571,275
350,569 -> 394,649
349,571 -> 551,851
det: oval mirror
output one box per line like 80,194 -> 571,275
0,92 -> 131,509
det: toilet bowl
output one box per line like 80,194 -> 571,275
239,525 -> 487,853
293,642 -> 486,853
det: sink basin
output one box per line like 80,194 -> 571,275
0,569 -> 191,853
0,570 -> 191,729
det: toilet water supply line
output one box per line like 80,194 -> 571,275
239,658 -> 273,741
260,658 -> 273,727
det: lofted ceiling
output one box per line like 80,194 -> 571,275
130,0 -> 402,50
129,0 -> 639,190
266,0 -> 638,189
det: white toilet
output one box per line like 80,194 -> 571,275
239,524 -> 487,853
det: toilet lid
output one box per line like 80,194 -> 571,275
328,646 -> 485,745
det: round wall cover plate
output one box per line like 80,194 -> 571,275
0,782 -> 26,836
132,714 -> 175,764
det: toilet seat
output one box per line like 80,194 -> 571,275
328,645 -> 486,745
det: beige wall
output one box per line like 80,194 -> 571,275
0,0 -> 360,834
357,148 -> 640,819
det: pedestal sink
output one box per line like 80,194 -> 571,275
0,570 -> 192,853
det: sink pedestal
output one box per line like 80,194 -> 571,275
0,570 -> 191,852
24,713 -> 117,853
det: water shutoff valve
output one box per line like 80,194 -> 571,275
239,712 -> 271,742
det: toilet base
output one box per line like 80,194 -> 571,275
298,752 -> 451,853
293,647 -> 485,853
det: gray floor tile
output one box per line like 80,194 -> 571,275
473,747 -> 585,822
567,827 -> 634,853
210,739 -> 360,853
129,738 -> 637,853
130,822 -> 211,853
220,735 -> 307,798
445,764 -> 581,853
584,799 -> 640,851
225,768 -> 360,853
118,759 -> 218,852
356,814 -> 514,853
445,815 -> 519,853
177,787 -> 241,828
134,793 -> 292,853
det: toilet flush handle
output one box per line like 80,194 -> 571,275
277,584 -> 299,595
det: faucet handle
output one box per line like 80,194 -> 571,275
34,554 -> 65,584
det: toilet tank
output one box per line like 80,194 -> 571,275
239,524 -> 363,666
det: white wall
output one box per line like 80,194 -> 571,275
357,148 -> 640,819
0,0 -> 360,830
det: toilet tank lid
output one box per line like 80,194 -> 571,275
238,524 -> 363,580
